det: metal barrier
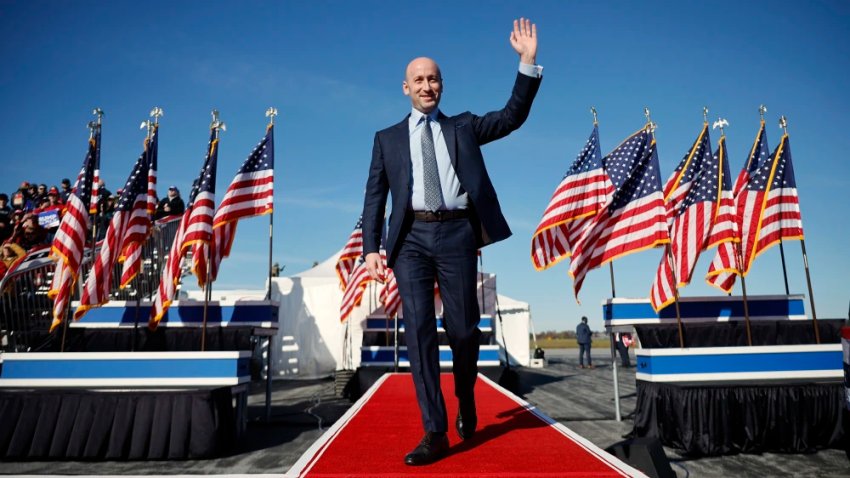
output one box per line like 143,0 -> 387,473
0,217 -> 181,352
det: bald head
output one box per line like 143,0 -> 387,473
402,57 -> 443,114
405,57 -> 441,81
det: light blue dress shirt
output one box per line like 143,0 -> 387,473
408,62 -> 543,211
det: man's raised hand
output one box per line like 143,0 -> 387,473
510,18 -> 537,65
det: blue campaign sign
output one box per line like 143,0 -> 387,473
38,209 -> 60,229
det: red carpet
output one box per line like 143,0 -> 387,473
287,373 -> 642,477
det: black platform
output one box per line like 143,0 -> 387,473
0,387 -> 236,460
631,319 -> 847,456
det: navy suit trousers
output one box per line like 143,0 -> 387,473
392,217 -> 481,433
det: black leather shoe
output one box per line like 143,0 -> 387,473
404,432 -> 449,466
456,403 -> 477,440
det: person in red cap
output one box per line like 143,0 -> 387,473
48,186 -> 62,201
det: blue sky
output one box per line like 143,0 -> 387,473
2,1 -> 849,331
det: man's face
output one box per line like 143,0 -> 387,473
403,58 -> 443,114
168,189 -> 177,199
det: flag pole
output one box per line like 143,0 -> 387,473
595,106 -> 621,420
713,118 -> 753,346
665,245 -> 685,348
758,106 -> 790,296
778,115 -> 820,344
799,238 -> 820,343
263,108 -> 278,418
202,246 -> 212,351
778,241 -> 790,295
63,115 -> 101,351
265,107 -> 277,300
201,110 -> 226,352
592,106 -> 618,299
645,107 -> 683,347
90,108 -> 104,247
60,298 -> 72,352
738,247 -> 754,346
86,120 -> 96,250
132,111 -> 158,352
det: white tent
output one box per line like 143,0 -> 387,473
194,251 -> 532,379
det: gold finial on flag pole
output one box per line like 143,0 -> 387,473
643,107 -> 657,132
265,107 -> 278,125
88,108 -> 103,139
150,107 -> 164,125
92,108 -> 104,126
779,115 -> 788,135
759,104 -> 767,121
590,106 -> 598,126
712,118 -> 729,137
210,109 -> 226,132
140,108 -> 163,136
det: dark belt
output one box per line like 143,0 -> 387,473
411,209 -> 469,222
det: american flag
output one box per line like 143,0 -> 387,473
340,256 -> 374,322
146,124 -> 159,216
90,128 -> 102,215
706,122 -> 771,291
336,216 -> 363,290
187,130 -> 219,287
568,127 -> 669,300
745,133 -> 804,270
704,136 -> 740,291
650,127 -> 718,311
380,267 -> 401,319
47,132 -> 98,331
200,124 -> 275,284
531,125 -> 613,270
120,125 -> 159,288
75,140 -> 152,320
704,135 -> 737,250
662,125 -> 712,220
149,130 -> 219,329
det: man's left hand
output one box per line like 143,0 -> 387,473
510,18 -> 537,65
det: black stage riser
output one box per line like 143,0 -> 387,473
0,387 -> 235,460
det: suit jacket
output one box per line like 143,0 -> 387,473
362,71 -> 542,267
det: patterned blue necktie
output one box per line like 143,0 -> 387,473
421,115 -> 442,211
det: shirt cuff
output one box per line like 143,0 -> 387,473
519,62 -> 543,78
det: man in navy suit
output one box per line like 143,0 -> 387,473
361,18 -> 542,466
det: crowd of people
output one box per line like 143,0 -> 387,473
0,178 -> 185,280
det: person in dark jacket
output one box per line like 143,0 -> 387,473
59,178 -> 72,204
155,186 -> 185,220
576,316 -> 593,369
0,193 -> 13,243
615,332 -> 632,367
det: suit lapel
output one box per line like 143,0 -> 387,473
438,113 -> 459,171
391,117 -> 411,189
